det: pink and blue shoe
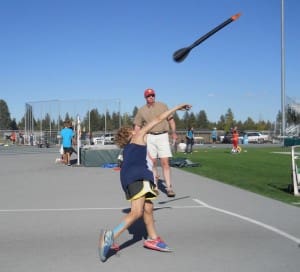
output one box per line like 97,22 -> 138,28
143,237 -> 172,252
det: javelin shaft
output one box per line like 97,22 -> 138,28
190,13 -> 241,49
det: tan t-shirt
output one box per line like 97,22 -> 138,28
134,101 -> 171,133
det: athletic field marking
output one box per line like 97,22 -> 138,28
0,207 -> 130,213
0,205 -> 203,213
2,202 -> 299,246
193,198 -> 300,246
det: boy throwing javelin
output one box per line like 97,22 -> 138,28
98,103 -> 192,262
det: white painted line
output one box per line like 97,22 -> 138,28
0,205 -> 203,213
0,207 -> 127,213
193,198 -> 300,246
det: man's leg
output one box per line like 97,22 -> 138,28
151,158 -> 159,186
160,157 -> 175,197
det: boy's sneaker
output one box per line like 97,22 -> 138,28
98,230 -> 114,262
143,237 -> 172,252
111,243 -> 120,251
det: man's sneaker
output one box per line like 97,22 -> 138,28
98,230 -> 114,262
143,237 -> 172,252
166,188 -> 175,197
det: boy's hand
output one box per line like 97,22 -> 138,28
179,104 -> 192,111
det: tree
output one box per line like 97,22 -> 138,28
173,112 -> 183,129
43,113 -> 51,130
111,111 -> 120,130
243,117 -> 256,130
0,99 -> 11,129
217,115 -> 226,130
224,108 -> 235,132
9,118 -> 18,130
89,109 -> 101,131
132,106 -> 139,118
182,111 -> 190,128
122,112 -> 133,126
197,110 -> 209,129
287,105 -> 300,125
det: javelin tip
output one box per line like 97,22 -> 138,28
231,13 -> 242,21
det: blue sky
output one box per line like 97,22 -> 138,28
0,0 -> 299,123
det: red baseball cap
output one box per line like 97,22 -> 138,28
144,88 -> 156,98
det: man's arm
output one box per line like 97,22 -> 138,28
168,118 -> 177,140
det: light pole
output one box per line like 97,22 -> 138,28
281,0 -> 286,137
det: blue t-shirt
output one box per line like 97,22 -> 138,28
60,127 -> 74,148
186,130 -> 194,139
211,130 -> 217,139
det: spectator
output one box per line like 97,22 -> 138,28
211,127 -> 217,144
30,134 -> 34,146
134,88 -> 177,197
10,131 -> 16,144
60,120 -> 75,166
185,126 -> 194,153
231,127 -> 239,153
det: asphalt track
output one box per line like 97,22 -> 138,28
1,145 -> 300,272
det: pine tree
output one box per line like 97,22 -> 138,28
0,99 -> 12,129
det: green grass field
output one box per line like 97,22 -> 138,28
174,146 -> 300,206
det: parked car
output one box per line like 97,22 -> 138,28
246,132 -> 270,143
220,132 -> 232,143
220,131 -> 245,144
92,133 -> 115,145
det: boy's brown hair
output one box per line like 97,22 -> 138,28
115,126 -> 133,148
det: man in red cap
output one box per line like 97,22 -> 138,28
134,88 -> 177,197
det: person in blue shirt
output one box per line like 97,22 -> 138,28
211,127 -> 217,144
98,103 -> 191,262
60,120 -> 75,166
185,126 -> 194,153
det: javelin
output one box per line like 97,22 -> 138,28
173,13 -> 241,63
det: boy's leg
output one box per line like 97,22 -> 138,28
143,200 -> 172,252
143,200 -> 157,239
113,197 -> 145,239
98,197 -> 145,262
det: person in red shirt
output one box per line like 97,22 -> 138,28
232,127 -> 239,153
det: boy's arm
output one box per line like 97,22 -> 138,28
140,103 -> 191,136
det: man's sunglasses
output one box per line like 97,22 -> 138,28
146,94 -> 155,98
